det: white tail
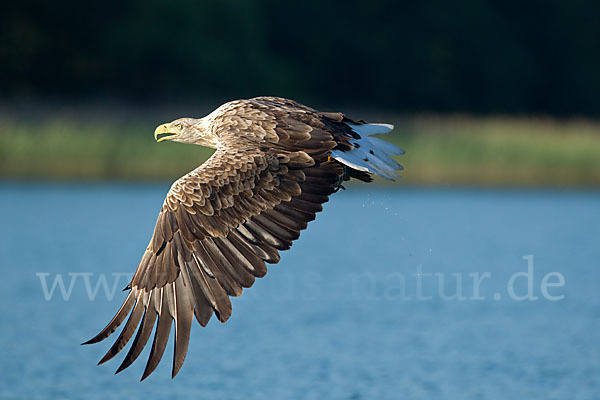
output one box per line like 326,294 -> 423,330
331,123 -> 404,180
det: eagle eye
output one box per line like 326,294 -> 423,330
175,123 -> 183,130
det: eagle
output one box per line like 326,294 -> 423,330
84,96 -> 404,380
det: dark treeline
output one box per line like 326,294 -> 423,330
2,0 -> 600,116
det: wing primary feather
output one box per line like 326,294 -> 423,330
190,253 -> 232,322
141,288 -> 173,381
139,253 -> 157,290
115,293 -> 158,374
83,291 -> 136,345
172,276 -> 194,378
98,292 -> 145,365
183,260 -> 214,326
131,251 -> 152,289
153,248 -> 168,288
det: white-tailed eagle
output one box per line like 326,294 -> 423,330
84,96 -> 404,380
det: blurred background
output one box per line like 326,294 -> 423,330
2,1 -> 600,399
2,0 -> 600,184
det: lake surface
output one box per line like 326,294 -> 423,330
1,183 -> 599,399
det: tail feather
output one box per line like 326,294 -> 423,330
331,122 -> 404,181
346,123 -> 394,136
367,136 -> 405,156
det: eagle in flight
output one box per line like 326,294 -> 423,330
84,96 -> 404,380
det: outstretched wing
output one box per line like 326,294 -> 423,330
84,125 -> 346,380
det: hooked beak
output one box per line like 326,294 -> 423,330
154,124 -> 180,143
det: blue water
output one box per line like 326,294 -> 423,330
0,183 -> 599,399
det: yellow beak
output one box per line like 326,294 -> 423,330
154,124 -> 179,142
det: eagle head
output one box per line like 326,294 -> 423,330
154,117 -> 218,148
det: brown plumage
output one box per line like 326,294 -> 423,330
83,96 -> 404,380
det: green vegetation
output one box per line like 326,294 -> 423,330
3,1 -> 600,116
2,113 -> 600,186
395,116 -> 600,186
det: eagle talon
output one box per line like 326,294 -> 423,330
333,184 -> 346,192
333,165 -> 347,192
